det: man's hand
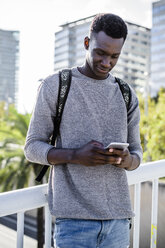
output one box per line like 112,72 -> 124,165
47,140 -> 140,169
72,140 -> 132,167
107,148 -> 140,170
72,140 -> 108,166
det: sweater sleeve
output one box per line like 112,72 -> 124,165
127,88 -> 143,163
24,75 -> 59,165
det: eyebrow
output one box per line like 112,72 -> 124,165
95,48 -> 120,56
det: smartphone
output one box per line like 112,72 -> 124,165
105,142 -> 129,150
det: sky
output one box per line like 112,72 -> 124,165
0,0 -> 155,113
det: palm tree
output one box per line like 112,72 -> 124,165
0,103 -> 45,248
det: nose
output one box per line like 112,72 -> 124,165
101,57 -> 111,68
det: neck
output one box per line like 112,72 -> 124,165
78,62 -> 109,80
78,62 -> 98,79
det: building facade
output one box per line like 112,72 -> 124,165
0,29 -> 20,105
54,15 -> 150,92
151,0 -> 165,96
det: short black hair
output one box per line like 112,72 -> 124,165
90,13 -> 128,41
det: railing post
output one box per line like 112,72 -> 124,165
45,205 -> 52,248
133,183 -> 141,248
17,212 -> 24,248
150,179 -> 159,248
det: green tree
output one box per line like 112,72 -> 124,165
139,88 -> 165,162
0,104 -> 31,190
145,88 -> 165,161
0,103 -> 45,248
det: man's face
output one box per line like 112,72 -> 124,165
85,31 -> 124,80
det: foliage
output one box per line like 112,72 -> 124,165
0,103 -> 45,247
0,103 -> 34,192
139,88 -> 165,162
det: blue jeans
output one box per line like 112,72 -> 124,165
54,218 -> 131,248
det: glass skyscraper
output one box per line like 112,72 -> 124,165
151,0 -> 165,96
0,29 -> 20,105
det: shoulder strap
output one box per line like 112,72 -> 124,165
51,69 -> 72,145
115,77 -> 131,111
35,69 -> 72,182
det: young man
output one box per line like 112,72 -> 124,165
25,13 -> 142,248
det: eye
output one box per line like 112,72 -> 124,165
96,50 -> 104,56
112,55 -> 119,59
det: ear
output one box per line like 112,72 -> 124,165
84,36 -> 90,50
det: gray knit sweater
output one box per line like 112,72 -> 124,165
24,67 -> 143,220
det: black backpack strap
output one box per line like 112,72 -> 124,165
115,77 -> 131,111
51,69 -> 72,145
35,69 -> 72,182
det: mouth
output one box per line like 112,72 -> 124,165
96,66 -> 110,74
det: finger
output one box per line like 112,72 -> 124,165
95,147 -> 112,155
88,157 -> 111,166
95,155 -> 123,165
122,148 -> 129,156
114,157 -> 122,165
108,148 -> 128,157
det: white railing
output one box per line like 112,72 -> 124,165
126,159 -> 165,248
0,184 -> 52,248
0,159 -> 165,248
